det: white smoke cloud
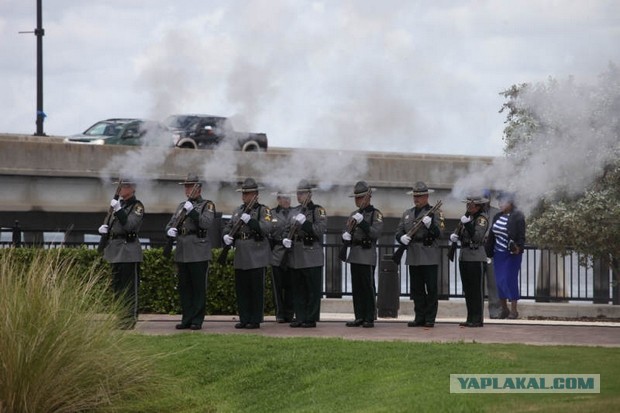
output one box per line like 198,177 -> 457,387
452,67 -> 620,214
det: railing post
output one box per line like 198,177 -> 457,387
438,243 -> 451,299
536,249 -> 568,302
324,234 -> 343,298
612,257 -> 619,305
377,254 -> 399,317
593,255 -> 611,304
12,220 -> 22,248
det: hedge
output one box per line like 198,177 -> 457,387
0,247 -> 275,315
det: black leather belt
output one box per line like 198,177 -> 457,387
180,228 -> 197,235
238,233 -> 253,240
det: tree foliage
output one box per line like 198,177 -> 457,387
499,64 -> 620,273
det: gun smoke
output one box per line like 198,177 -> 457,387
452,69 -> 620,215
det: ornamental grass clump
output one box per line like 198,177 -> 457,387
0,249 -> 157,413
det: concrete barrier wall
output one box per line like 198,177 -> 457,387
0,134 -> 494,217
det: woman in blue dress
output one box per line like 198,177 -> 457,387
485,192 -> 526,319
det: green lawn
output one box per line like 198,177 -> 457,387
118,334 -> 620,413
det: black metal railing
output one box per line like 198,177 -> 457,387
1,227 -> 616,304
323,241 -> 616,304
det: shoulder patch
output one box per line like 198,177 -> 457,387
134,202 -> 144,216
476,216 -> 488,227
206,201 -> 215,212
375,211 -> 383,222
318,207 -> 327,217
264,207 -> 272,222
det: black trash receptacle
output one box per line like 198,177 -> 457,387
377,255 -> 400,318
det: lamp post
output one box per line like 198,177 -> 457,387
34,0 -> 45,136
21,0 -> 46,136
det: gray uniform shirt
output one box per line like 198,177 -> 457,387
395,204 -> 442,266
345,205 -> 384,266
285,202 -> 327,269
103,196 -> 144,264
459,211 -> 489,262
270,205 -> 291,267
165,197 -> 216,263
224,203 -> 272,270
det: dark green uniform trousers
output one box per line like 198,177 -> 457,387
292,266 -> 322,323
111,262 -> 140,328
271,265 -> 294,321
235,268 -> 265,324
410,264 -> 438,324
459,261 -> 485,325
350,263 -> 376,323
177,261 -> 208,327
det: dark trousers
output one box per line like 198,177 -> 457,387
111,262 -> 140,327
351,263 -> 376,322
409,265 -> 438,324
292,266 -> 322,323
272,265 -> 294,321
177,261 -> 208,327
235,268 -> 265,324
459,261 -> 485,324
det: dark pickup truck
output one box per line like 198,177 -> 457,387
165,114 -> 268,151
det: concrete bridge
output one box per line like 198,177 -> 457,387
0,133 -> 494,244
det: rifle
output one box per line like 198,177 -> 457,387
217,194 -> 259,265
392,200 -> 443,265
279,196 -> 311,270
338,193 -> 371,262
163,183 -> 201,258
447,209 -> 469,262
97,179 -> 123,254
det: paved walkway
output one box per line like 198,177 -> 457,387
135,314 -> 620,347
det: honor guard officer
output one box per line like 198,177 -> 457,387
282,179 -> 328,328
481,190 -> 503,319
395,181 -> 443,328
98,179 -> 144,329
223,178 -> 272,329
450,195 -> 489,327
166,174 -> 216,330
269,191 -> 295,323
342,181 -> 383,328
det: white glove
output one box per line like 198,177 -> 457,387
295,213 -> 306,224
282,238 -> 292,249
460,215 -> 472,224
352,212 -> 363,224
110,198 -> 121,212
223,234 -> 234,246
98,224 -> 108,235
422,216 -> 432,228
486,257 -> 492,264
183,201 -> 194,212
400,234 -> 411,245
167,228 -> 178,238
240,213 -> 251,224
342,231 -> 352,241
450,233 -> 459,243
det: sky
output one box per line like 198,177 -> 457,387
1,0 -> 619,158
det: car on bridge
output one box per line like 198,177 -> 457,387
164,114 -> 268,151
64,118 -> 173,146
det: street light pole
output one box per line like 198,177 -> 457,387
34,0 -> 45,136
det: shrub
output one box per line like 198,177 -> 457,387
0,248 -> 159,412
0,247 -> 275,316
